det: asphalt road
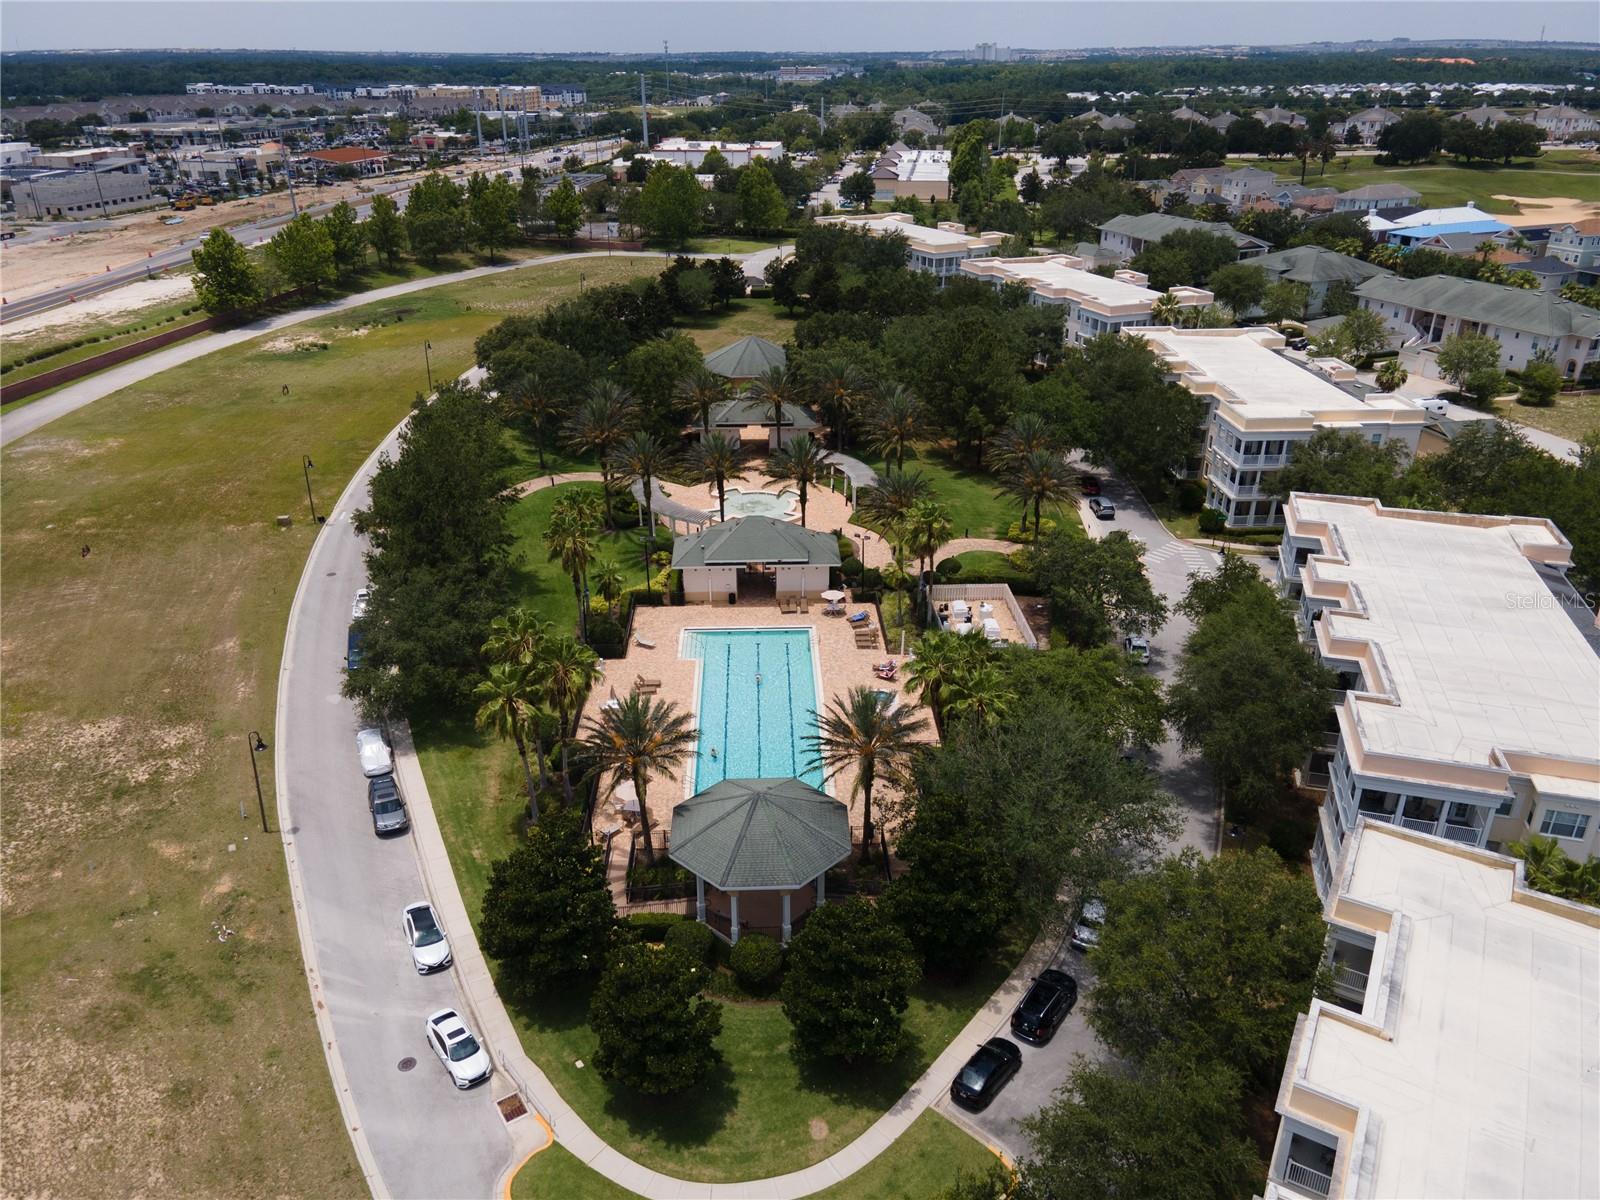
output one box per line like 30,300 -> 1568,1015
278,420 -> 513,1198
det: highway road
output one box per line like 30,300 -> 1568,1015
0,137 -> 621,325
277,414 -> 514,1198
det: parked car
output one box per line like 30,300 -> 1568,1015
1010,968 -> 1078,1045
368,774 -> 409,835
1286,335 -> 1310,351
424,1008 -> 493,1089
1123,635 -> 1151,665
352,588 -> 370,619
401,901 -> 452,973
1088,497 -> 1116,520
949,1038 -> 1023,1110
1417,397 -> 1449,419
356,727 -> 392,777
1078,474 -> 1102,496
346,627 -> 364,671
1071,898 -> 1107,952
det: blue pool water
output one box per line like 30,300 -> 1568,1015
686,628 -> 824,790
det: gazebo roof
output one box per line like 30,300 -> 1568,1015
668,778 -> 850,890
703,335 -> 787,379
706,396 -> 818,430
671,515 -> 842,568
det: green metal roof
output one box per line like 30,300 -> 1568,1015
706,397 -> 819,430
1356,274 -> 1600,340
1253,246 -> 1392,286
702,335 -> 788,379
671,516 -> 842,568
1097,212 -> 1267,250
669,778 -> 850,890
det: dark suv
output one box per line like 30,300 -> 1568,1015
367,773 -> 409,836
1010,968 -> 1079,1045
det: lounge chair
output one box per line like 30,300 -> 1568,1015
847,610 -> 870,624
634,635 -> 656,650
632,676 -> 662,695
823,601 -> 845,616
874,662 -> 897,681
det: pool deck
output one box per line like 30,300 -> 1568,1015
585,600 -> 936,859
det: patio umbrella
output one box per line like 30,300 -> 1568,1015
820,589 -> 846,602
615,779 -> 640,813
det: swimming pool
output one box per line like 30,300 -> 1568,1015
720,488 -> 799,520
685,628 -> 824,791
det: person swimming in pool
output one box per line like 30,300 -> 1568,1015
709,746 -> 719,761
755,673 -> 762,685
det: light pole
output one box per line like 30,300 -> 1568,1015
423,340 -> 434,392
247,731 -> 270,834
301,455 -> 318,524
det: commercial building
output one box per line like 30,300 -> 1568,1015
301,147 -> 390,177
647,138 -> 783,169
816,212 -> 1003,281
1143,328 -> 1425,530
1368,203 -> 1512,250
0,141 -> 38,167
10,158 -> 155,218
175,144 -> 278,187
868,146 -> 951,202
1277,492 -> 1599,893
1248,246 -> 1392,318
1357,273 -> 1600,380
960,254 -> 1212,342
1260,820 -> 1599,1200
1095,211 -> 1270,262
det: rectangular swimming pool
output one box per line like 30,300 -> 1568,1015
685,628 -> 824,792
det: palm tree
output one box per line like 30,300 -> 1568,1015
1316,131 -> 1338,175
808,354 -> 870,449
999,448 -> 1077,540
750,364 -> 804,447
765,432 -> 830,527
591,557 -> 626,616
544,496 -> 599,637
540,632 -> 600,805
1475,240 -> 1499,266
608,429 -> 677,583
473,662 -> 549,819
902,496 -> 953,579
1293,135 -> 1313,185
856,466 -> 931,532
986,412 -> 1057,477
863,384 -> 926,470
582,694 -> 699,865
481,605 -> 551,667
688,431 -> 746,522
941,660 -> 1016,730
493,352 -> 571,473
1150,291 -> 1183,326
807,686 -> 929,862
904,629 -> 969,729
563,380 -> 636,530
1507,231 -> 1533,257
676,367 -> 727,435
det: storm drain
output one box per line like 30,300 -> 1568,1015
497,1094 -> 529,1122
397,1057 -> 417,1072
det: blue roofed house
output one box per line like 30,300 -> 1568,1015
1370,204 -> 1513,250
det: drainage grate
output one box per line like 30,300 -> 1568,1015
397,1057 -> 417,1072
496,1093 -> 528,1122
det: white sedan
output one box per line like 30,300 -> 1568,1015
356,727 -> 392,777
425,1009 -> 492,1089
1123,635 -> 1151,665
402,901 -> 452,974
352,588 -> 370,618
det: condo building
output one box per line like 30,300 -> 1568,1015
815,212 -> 1003,282
959,254 -> 1212,343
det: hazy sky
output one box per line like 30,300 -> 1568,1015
5,1 -> 1597,55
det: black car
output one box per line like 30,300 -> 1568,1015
1010,968 -> 1079,1045
1286,335 -> 1310,351
949,1038 -> 1023,1110
368,774 -> 409,835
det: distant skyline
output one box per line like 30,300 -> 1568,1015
4,1 -> 1599,55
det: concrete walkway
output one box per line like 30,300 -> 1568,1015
511,471 -> 606,497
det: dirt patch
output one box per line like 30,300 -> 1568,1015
809,1117 -> 829,1141
0,276 -> 197,342
259,333 -> 329,355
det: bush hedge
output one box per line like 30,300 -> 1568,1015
625,911 -> 685,941
1197,508 -> 1227,535
664,918 -> 718,966
729,932 -> 783,993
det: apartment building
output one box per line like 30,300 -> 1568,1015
1260,821 -> 1598,1200
1548,217 -> 1600,278
648,138 -> 783,169
1248,246 -> 1392,318
1277,493 -> 1599,895
1533,103 -> 1599,138
960,254 -> 1212,342
814,212 -> 1002,281
1143,328 -> 1425,529
1095,212 -> 1270,263
1357,273 -> 1600,380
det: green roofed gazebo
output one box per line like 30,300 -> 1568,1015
669,777 -> 850,944
702,334 -> 787,381
701,396 -> 819,450
672,515 -> 840,604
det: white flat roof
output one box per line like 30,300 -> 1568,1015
846,215 -> 977,247
1292,496 -> 1599,771
1295,825 -> 1599,1199
1144,328 -> 1416,420
977,256 -> 1163,304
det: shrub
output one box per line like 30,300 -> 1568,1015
730,932 -> 783,992
625,911 -> 686,941
841,556 -> 864,580
1173,479 -> 1206,513
589,943 -> 722,1094
1197,508 -> 1227,535
664,918 -> 718,966
1006,517 -> 1058,541
837,533 -> 857,561
860,566 -> 884,589
1516,359 -> 1562,408
934,557 -> 962,579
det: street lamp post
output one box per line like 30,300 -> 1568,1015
423,340 -> 434,393
247,731 -> 270,834
301,455 -> 318,524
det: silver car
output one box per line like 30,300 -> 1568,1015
356,727 -> 392,777
1071,898 -> 1107,952
402,901 -> 452,974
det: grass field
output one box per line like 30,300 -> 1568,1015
0,254 -> 659,1197
832,442 -> 1036,540
1235,151 -> 1600,214
509,1109 -> 999,1199
1493,390 -> 1600,444
676,295 -> 799,354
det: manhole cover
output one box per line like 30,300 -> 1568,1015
497,1094 -> 528,1122
397,1057 -> 417,1072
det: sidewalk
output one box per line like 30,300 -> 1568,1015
394,719 -> 1058,1199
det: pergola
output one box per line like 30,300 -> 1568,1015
668,777 -> 850,944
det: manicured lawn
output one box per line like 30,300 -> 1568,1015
510,1109 -> 998,1199
681,234 -> 787,255
1492,390 -> 1600,445
1232,153 -> 1600,214
952,549 -> 1034,591
835,442 -> 1033,540
1153,506 -> 1283,546
0,254 -> 659,1198
676,295 -> 800,354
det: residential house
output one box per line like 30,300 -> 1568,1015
1547,218 -> 1600,279
1259,820 -> 1599,1200
815,212 -> 1003,280
1369,203 -> 1511,249
1333,106 -> 1401,145
1515,255 -> 1579,293
1453,104 -> 1511,127
1207,111 -> 1240,132
1277,492 -> 1599,892
867,147 -> 951,201
891,108 -> 939,138
959,254 -> 1212,343
1331,182 -> 1422,213
1254,105 -> 1307,128
1249,246 -> 1393,318
1144,327 -> 1425,530
1096,211 -> 1270,262
1356,273 -> 1600,379
994,111 -> 1040,139
1170,105 -> 1209,124
1096,112 -> 1136,133
1532,104 -> 1599,138
1291,192 -> 1339,216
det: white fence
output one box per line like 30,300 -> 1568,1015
926,583 -> 1038,649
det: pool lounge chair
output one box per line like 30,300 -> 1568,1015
848,610 -> 870,624
632,676 -> 662,695
823,601 -> 845,616
874,661 -> 897,681
634,635 -> 656,650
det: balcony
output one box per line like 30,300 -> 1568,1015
1399,815 -> 1437,834
1225,513 -> 1283,529
1284,1160 -> 1333,1198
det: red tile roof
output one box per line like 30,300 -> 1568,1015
305,148 -> 389,165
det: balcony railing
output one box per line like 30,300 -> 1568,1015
1332,965 -> 1369,996
1217,446 -> 1291,469
1440,822 -> 1484,845
1399,816 -> 1438,834
1358,808 -> 1396,825
1284,1160 -> 1333,1197
1226,513 -> 1283,528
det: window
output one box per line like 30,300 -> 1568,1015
1496,795 -> 1515,817
1539,809 -> 1591,841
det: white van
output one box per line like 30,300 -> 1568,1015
1416,397 -> 1450,419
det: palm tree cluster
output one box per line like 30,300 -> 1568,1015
807,686 -> 929,862
543,489 -> 605,640
987,414 -> 1076,540
904,629 -> 1018,734
581,693 -> 698,865
855,468 -> 954,581
474,606 -> 600,820
563,380 -> 638,532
